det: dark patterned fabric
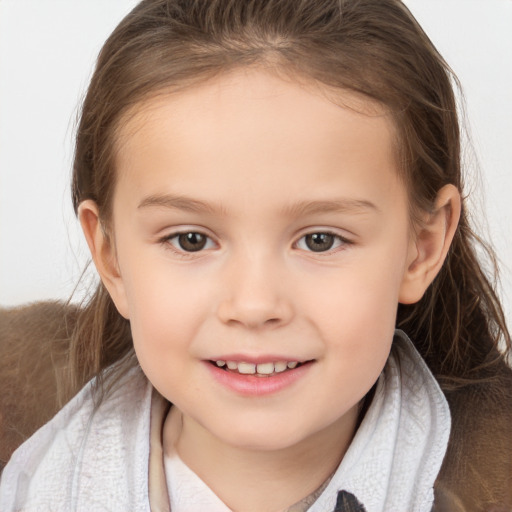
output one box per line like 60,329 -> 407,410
333,490 -> 367,512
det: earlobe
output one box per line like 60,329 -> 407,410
78,200 -> 130,319
399,184 -> 461,304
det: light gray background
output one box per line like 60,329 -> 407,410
1,0 -> 511,328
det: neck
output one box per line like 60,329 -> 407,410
165,405 -> 359,512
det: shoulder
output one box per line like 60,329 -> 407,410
434,361 -> 512,512
0,366 -> 153,512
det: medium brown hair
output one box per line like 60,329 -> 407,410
70,0 -> 510,395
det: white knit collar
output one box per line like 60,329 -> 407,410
308,330 -> 451,512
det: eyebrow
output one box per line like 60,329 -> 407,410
138,194 -> 222,214
137,194 -> 379,216
282,198 -> 380,217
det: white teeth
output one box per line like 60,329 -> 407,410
274,362 -> 288,373
216,360 -> 304,374
256,362 -> 274,375
237,362 -> 256,374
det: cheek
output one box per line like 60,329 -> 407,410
300,247 -> 408,379
305,256 -> 404,335
320,283 -> 397,375
121,261 -> 215,369
126,283 -> 200,400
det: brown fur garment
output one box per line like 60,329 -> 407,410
0,301 -> 79,472
434,363 -> 512,512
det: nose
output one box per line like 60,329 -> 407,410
216,253 -> 294,330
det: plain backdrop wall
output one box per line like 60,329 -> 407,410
0,1 -> 511,327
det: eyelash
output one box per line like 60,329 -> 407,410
159,230 -> 352,256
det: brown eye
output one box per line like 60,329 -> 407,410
304,233 -> 335,252
296,232 -> 348,253
174,232 -> 209,252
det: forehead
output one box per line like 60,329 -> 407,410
112,68 -> 404,215
117,67 -> 392,143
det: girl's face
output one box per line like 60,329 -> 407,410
103,69 -> 419,452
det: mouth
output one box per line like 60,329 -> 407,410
208,359 -> 312,377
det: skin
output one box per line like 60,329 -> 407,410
80,68 -> 460,512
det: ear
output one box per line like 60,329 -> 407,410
399,184 -> 461,304
78,200 -> 130,319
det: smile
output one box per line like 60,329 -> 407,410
210,360 -> 307,377
205,358 -> 314,396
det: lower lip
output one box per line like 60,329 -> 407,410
204,361 -> 313,396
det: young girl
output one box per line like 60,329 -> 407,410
1,0 -> 511,511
